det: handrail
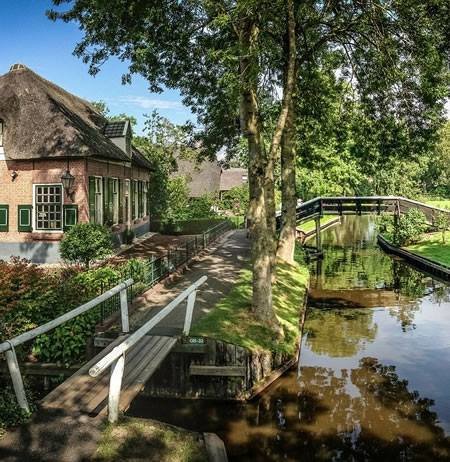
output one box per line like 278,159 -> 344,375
1,278 -> 134,413
89,275 -> 207,423
0,278 -> 134,354
89,275 -> 207,378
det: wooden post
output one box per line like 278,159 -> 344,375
315,216 -> 321,251
183,290 -> 197,336
120,289 -> 129,333
203,232 -> 207,248
108,353 -> 125,424
5,347 -> 30,413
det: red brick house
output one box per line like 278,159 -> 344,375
0,64 -> 152,263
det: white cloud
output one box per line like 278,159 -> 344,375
117,95 -> 184,110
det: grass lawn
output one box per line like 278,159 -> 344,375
406,232 -> 450,267
298,215 -> 339,233
93,417 -> 207,462
423,198 -> 450,210
191,255 -> 309,355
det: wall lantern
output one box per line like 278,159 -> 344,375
61,170 -> 75,199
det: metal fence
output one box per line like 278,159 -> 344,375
98,220 -> 232,324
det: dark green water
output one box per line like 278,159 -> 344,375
129,216 -> 450,461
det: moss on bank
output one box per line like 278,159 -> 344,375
406,232 -> 450,267
191,255 -> 309,355
93,417 -> 207,462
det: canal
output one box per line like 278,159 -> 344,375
128,216 -> 450,461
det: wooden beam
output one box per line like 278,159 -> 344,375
189,365 -> 246,377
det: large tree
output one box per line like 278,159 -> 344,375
49,0 -> 449,327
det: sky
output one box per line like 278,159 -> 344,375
0,0 -> 193,134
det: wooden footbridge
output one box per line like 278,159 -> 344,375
0,276 -> 207,423
284,195 -> 450,251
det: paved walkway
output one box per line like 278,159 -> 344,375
126,229 -> 250,335
0,230 -> 249,462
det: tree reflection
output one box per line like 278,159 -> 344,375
304,308 -> 377,357
291,358 -> 450,461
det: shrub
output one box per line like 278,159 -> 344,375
60,223 -> 114,268
434,212 -> 450,244
378,208 -> 428,246
220,185 -> 249,216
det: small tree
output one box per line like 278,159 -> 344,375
60,223 -> 113,268
394,209 -> 428,247
434,212 -> 450,244
220,185 -> 249,217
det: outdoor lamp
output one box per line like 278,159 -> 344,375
61,170 -> 75,198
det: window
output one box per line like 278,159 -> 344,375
124,179 -> 130,224
94,177 -> 103,225
143,182 -> 148,217
0,120 -> 3,147
34,185 -> 63,231
133,180 -> 139,219
112,178 -> 119,224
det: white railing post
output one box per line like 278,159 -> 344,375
183,289 -> 197,336
120,289 -> 129,333
108,353 -> 125,424
5,346 -> 30,413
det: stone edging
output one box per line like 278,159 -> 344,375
377,234 -> 450,281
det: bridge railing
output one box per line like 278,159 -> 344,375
89,275 -> 207,423
0,278 -> 134,413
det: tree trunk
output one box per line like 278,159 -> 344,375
277,98 -> 297,263
267,0 -> 297,264
239,20 -> 279,327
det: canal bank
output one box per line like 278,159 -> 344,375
128,216 -> 450,461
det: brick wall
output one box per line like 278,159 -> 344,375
0,157 -> 151,244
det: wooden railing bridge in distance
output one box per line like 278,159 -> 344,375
0,276 -> 207,423
285,195 -> 450,253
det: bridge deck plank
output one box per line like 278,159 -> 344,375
41,335 -> 176,415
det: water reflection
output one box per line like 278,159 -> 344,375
128,216 -> 450,461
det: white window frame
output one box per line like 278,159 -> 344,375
94,176 -> 103,225
112,178 -> 119,225
33,183 -> 63,232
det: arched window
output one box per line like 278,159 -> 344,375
0,120 -> 3,147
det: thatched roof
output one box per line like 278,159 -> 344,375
0,64 -> 148,168
174,158 -> 222,197
219,167 -> 248,191
173,157 -> 248,197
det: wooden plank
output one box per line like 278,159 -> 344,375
118,337 -> 177,412
41,335 -> 127,408
189,365 -> 246,377
82,336 -> 162,414
0,362 -> 80,377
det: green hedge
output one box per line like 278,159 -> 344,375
150,218 -> 225,235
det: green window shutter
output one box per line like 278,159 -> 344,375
138,181 -> 143,218
18,205 -> 32,232
63,205 -> 78,231
146,181 -> 151,217
102,177 -> 108,225
131,181 -> 136,220
108,178 -> 114,223
118,179 -> 124,224
89,177 -> 96,223
0,205 -> 9,232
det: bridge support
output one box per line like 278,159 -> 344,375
315,216 -> 322,251
5,346 -> 29,413
108,354 -> 125,423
